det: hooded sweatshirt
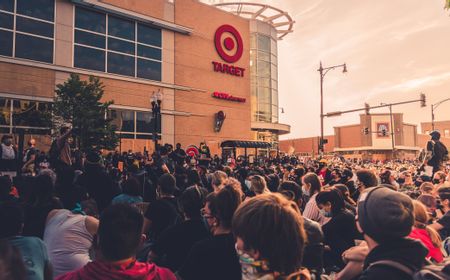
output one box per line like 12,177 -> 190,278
358,238 -> 428,280
56,260 -> 176,280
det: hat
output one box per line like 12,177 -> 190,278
357,187 -> 414,243
429,130 -> 441,140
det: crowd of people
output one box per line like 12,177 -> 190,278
0,127 -> 449,280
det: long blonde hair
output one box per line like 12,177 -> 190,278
412,200 -> 441,248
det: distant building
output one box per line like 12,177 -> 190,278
421,120 -> 450,138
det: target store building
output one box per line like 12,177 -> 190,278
0,0 -> 293,154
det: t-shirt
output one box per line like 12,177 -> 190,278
178,233 -> 241,280
111,194 -> 143,205
152,218 -> 209,271
437,211 -> 450,239
8,236 -> 50,280
144,197 -> 181,239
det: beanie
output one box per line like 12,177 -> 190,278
357,187 -> 414,243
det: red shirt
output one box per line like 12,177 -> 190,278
409,228 -> 443,263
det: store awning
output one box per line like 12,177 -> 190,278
220,140 -> 272,149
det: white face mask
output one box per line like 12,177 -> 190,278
302,185 -> 310,196
245,180 -> 252,190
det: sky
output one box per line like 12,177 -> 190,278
239,0 -> 450,139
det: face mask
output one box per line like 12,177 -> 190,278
397,178 -> 405,184
433,179 -> 441,185
415,181 -> 422,187
245,180 -> 251,190
302,185 -> 310,196
235,244 -> 269,279
320,209 -> 332,218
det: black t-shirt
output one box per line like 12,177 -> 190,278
437,211 -> 450,239
178,233 -> 241,280
152,218 -> 209,271
144,197 -> 181,239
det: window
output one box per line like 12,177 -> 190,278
109,109 -> 161,139
0,0 -> 55,63
74,7 -> 162,81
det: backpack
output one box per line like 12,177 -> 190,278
433,141 -> 449,162
369,259 -> 450,280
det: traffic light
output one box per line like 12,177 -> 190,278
363,127 -> 369,135
364,103 -> 370,115
382,129 -> 387,136
420,93 -> 426,107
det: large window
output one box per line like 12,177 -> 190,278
108,109 -> 161,139
74,7 -> 162,81
0,0 -> 55,63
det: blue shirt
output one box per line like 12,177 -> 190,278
8,236 -> 49,280
112,194 -> 143,205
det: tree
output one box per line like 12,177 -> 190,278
53,74 -> 119,152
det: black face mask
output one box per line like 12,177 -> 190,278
397,178 -> 405,184
433,179 -> 441,185
414,181 -> 422,187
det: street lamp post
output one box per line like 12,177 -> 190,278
151,90 -> 162,153
318,61 -> 347,157
431,97 -> 450,130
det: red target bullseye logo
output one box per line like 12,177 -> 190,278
214,24 -> 243,63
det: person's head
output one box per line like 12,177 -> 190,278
233,193 -> 306,276
250,175 -> 269,195
417,194 -> 437,214
179,186 -> 207,219
356,187 -> 414,245
342,168 -> 354,183
0,239 -> 27,280
211,170 -> 228,191
187,168 -> 201,186
28,174 -> 55,206
412,200 -> 441,248
437,186 -> 450,212
379,170 -> 393,185
316,189 -> 345,217
0,202 -> 24,238
278,181 -> 302,208
121,177 -> 141,197
28,138 -> 36,147
157,173 -> 176,196
0,176 -> 12,200
176,143 -> 181,149
266,174 -> 280,193
302,172 -> 322,196
331,169 -> 342,181
419,182 -> 434,195
1,135 -> 13,146
97,204 -> 144,261
203,184 -> 242,234
356,169 -> 378,189
433,171 -> 446,185
430,130 -> 441,141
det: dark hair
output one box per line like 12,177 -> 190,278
0,239 -> 27,280
379,170 -> 392,185
122,178 -> 141,197
60,126 -> 70,134
232,193 -> 306,275
0,202 -> 24,237
187,169 -> 201,187
179,186 -> 207,218
158,173 -> 176,195
1,135 -> 12,143
303,172 -> 322,195
342,168 -> 353,181
278,181 -> 302,207
206,184 -> 242,229
356,169 -> 378,188
438,186 -> 450,201
28,174 -> 54,206
266,174 -> 280,193
316,189 -> 345,216
0,176 -> 12,200
98,204 -> 143,261
334,184 -> 350,197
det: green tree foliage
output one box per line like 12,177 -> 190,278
53,74 -> 118,152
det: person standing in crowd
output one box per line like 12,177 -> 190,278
22,138 -> 38,175
433,171 -> 448,190
424,130 -> 448,174
0,202 -> 53,280
232,193 -> 310,280
54,126 -> 72,168
148,186 -> 209,271
352,169 -> 378,201
302,172 -> 329,225
409,200 -> 443,263
250,175 -> 270,196
57,204 -> 176,280
430,186 -> 450,238
211,170 -> 228,192
43,205 -> 99,277
316,189 -> 360,270
356,187 -> 427,279
0,239 -> 27,280
178,184 -> 242,280
342,168 -> 357,196
111,177 -> 143,205
328,169 -> 345,186
170,143 -> 187,166
0,175 -> 17,202
0,134 -> 17,174
143,173 -> 181,241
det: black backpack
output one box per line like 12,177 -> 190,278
369,259 -> 450,280
433,141 -> 449,162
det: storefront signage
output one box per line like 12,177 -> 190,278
212,92 -> 246,103
212,24 -> 245,77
